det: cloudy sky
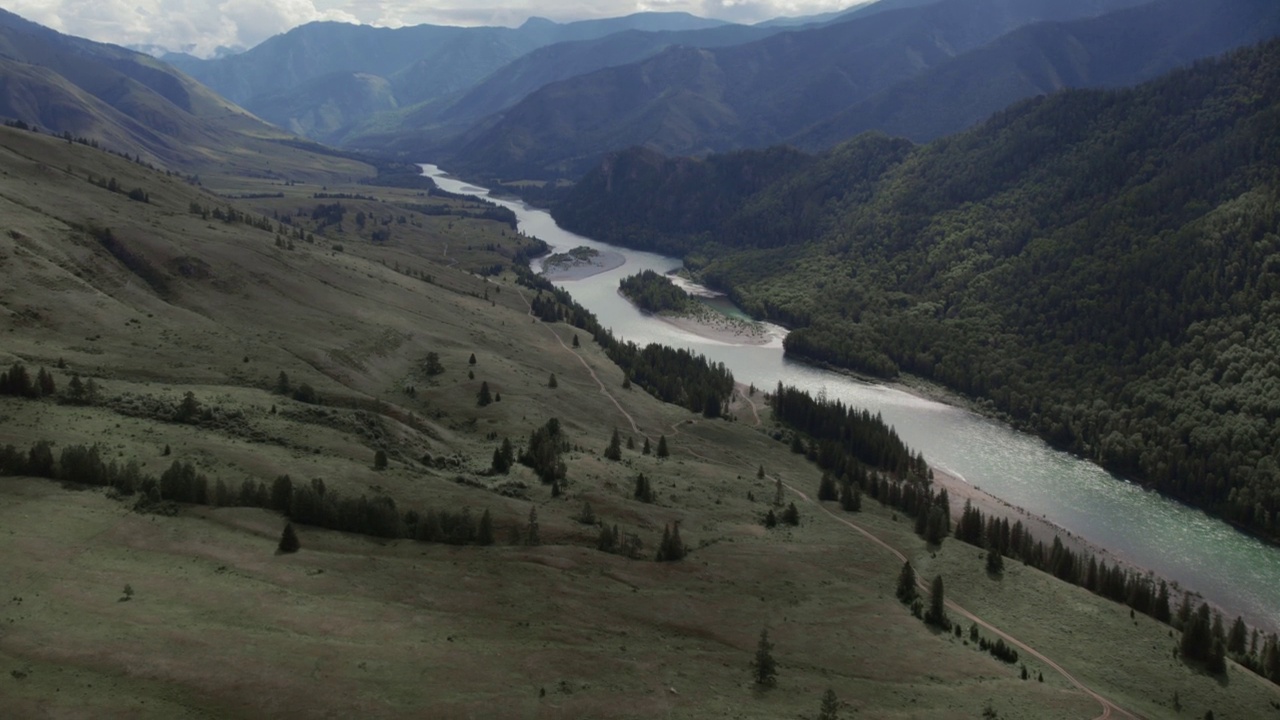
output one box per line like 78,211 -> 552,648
6,0 -> 863,57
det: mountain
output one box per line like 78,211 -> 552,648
795,0 -> 1280,147
0,9 -> 367,180
553,38 -> 1280,542
344,23 -> 782,153
444,0 -> 1151,181
173,13 -> 732,142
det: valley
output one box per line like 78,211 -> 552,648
2,0 -> 1280,717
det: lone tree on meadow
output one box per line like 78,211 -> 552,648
278,522 -> 300,553
752,628 -> 777,687
986,547 -> 1004,576
896,561 -> 918,604
548,373 -> 558,389
818,688 -> 841,720
468,353 -> 477,365
656,435 -> 670,458
604,428 -> 622,461
477,381 -> 493,406
926,575 -> 948,629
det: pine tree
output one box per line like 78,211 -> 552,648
818,473 -> 838,501
477,509 -> 494,545
927,575 -> 948,629
278,522 -> 300,553
642,437 -> 651,455
818,688 -> 840,720
757,464 -> 765,479
839,481 -> 861,512
525,507 -> 540,546
633,473 -> 653,503
469,353 -> 477,365
782,502 -> 800,526
656,435 -> 669,458
477,381 -> 492,406
275,371 -> 290,395
572,334 -> 580,348
604,428 -> 622,461
986,547 -> 1004,575
548,373 -> 558,388
1227,616 -> 1248,656
751,628 -> 777,686
896,561 -> 917,603
656,522 -> 686,562
374,449 -> 388,470
764,509 -> 778,528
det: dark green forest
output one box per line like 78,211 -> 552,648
553,39 -> 1280,541
619,270 -> 694,314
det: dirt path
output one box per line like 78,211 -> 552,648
784,481 -> 1140,720
507,286 -> 1135,719
515,286 -> 642,436
735,383 -> 762,426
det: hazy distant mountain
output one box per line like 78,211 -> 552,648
344,23 -> 782,152
173,12 -> 731,140
0,9 -> 361,179
444,0 -> 1150,181
794,0 -> 1280,147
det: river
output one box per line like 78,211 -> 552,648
424,164 -> 1280,635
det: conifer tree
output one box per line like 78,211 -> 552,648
548,373 -> 558,388
656,435 -> 669,458
896,561 -> 917,603
604,428 -> 622,461
751,628 -> 777,686
477,381 -> 492,406
374,449 -> 388,470
656,522 -> 686,562
782,502 -> 800,526
642,437 -> 651,455
818,473 -> 838,501
477,509 -> 494,545
469,353 -> 477,365
278,522 -> 300,553
818,688 -> 840,720
927,575 -> 948,629
525,507 -> 540,546
986,547 -> 1004,575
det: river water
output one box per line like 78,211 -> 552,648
424,164 -> 1280,634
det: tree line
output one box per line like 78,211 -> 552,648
518,266 -> 733,417
551,39 -> 1280,542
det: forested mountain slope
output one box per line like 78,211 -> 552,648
795,0 -> 1280,147
554,39 -> 1280,540
444,0 -> 1150,181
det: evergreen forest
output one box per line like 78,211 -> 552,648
553,39 -> 1280,540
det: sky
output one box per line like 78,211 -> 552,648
5,0 -> 864,57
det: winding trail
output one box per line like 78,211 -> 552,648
661,414 -> 1138,720
515,286 -> 642,436
784,482 -> 1138,720
511,283 -> 1137,719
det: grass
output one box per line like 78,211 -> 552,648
1,125 -> 1277,717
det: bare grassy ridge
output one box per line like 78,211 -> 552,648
0,127 -> 1276,717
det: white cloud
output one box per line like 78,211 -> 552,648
9,0 -> 863,57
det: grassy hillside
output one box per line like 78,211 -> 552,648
553,38 -> 1280,543
2,126 -> 1276,717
